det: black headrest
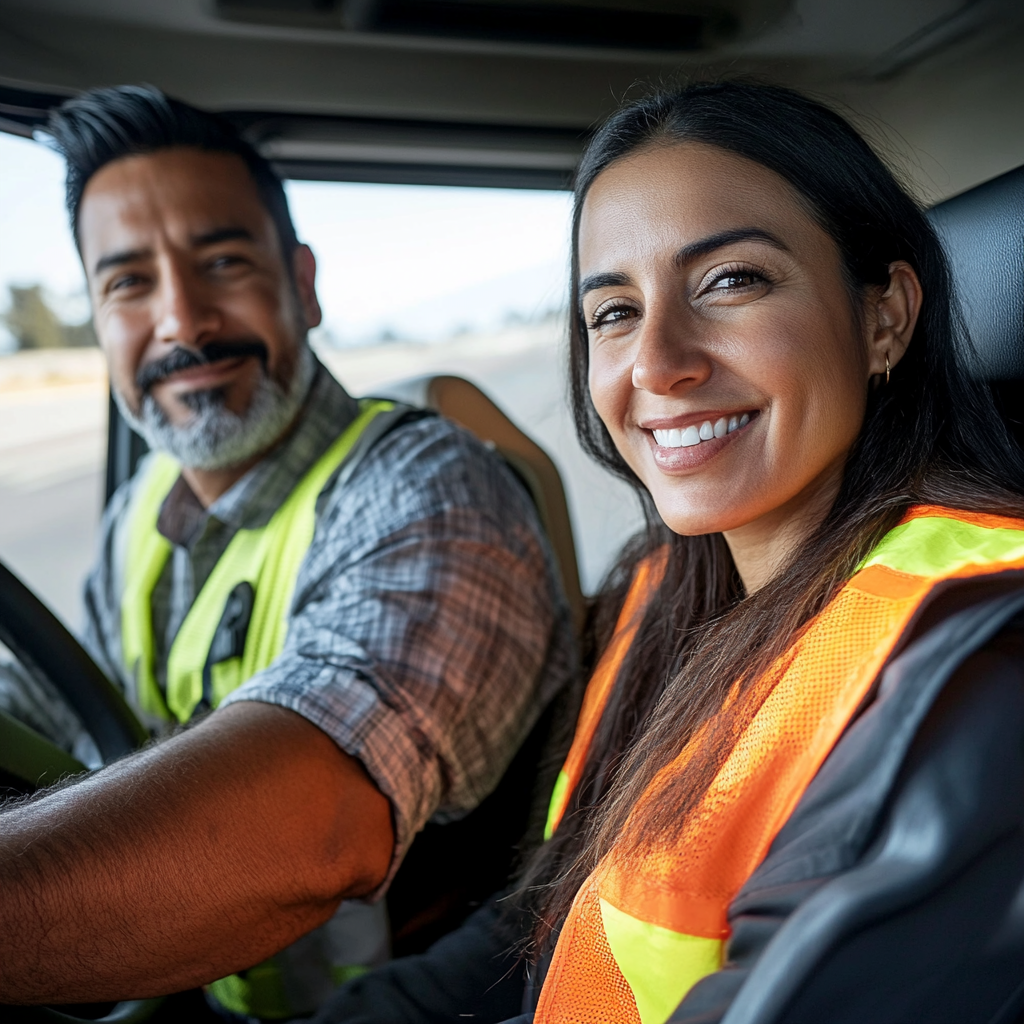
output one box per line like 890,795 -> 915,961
927,164 -> 1024,381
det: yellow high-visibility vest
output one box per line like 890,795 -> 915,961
119,398 -> 397,1020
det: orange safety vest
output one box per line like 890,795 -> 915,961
537,505 -> 1024,1024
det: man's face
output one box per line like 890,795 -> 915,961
78,147 -> 321,468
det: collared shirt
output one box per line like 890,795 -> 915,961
83,363 -> 575,884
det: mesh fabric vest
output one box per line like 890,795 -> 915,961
537,506 -> 1024,1024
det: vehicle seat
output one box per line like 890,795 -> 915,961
378,373 -> 585,634
927,163 -> 1024,447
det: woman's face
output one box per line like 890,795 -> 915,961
580,142 -> 876,554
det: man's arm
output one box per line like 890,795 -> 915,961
0,701 -> 393,1004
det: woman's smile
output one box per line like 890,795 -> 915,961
644,409 -> 757,472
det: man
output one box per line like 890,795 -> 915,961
0,86 -> 572,1017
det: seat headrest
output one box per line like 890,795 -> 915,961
927,164 -> 1024,381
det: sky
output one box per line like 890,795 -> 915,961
0,131 -> 573,349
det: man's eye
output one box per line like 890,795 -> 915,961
209,254 -> 247,271
110,273 -> 145,291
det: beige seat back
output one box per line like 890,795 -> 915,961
377,374 -> 585,634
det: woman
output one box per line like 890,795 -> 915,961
313,82 -> 1024,1024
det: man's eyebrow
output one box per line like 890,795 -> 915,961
675,227 -> 789,266
192,226 -> 256,247
94,248 -> 150,275
92,228 -> 257,275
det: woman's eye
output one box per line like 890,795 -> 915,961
709,271 -> 763,290
588,304 -> 639,329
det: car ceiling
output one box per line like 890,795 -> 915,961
0,0 -> 1023,200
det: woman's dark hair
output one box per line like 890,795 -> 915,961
519,80 -> 1024,948
46,85 -> 299,258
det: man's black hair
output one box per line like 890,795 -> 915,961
47,84 -> 299,257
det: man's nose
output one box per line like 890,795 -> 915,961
153,260 -> 221,348
630,307 -> 712,395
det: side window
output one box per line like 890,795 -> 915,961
284,179 -> 644,594
0,132 -> 106,631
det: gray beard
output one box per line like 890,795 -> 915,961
114,344 -> 316,471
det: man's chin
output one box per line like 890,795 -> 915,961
165,386 -> 236,419
112,344 -> 315,472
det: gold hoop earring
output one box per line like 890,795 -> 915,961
885,353 -> 890,385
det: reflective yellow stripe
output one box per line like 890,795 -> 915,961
121,454 -> 179,722
600,898 -> 723,1024
544,768 -> 570,841
859,515 -> 1024,577
207,962 -> 291,1021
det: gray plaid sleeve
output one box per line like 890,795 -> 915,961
223,416 -> 574,887
80,472 -> 137,691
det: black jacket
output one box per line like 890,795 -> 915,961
311,578 -> 1024,1024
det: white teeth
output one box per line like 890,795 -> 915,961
654,414 -> 751,447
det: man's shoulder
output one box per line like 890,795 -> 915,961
320,409 -> 538,533
364,409 -> 504,477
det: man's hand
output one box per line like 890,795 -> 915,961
0,701 -> 393,1004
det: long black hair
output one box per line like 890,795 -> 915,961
520,80 -> 1024,946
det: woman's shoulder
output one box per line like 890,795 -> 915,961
674,588 -> 1024,1024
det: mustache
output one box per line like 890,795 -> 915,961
136,341 -> 269,394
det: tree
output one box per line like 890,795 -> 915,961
1,285 -> 97,350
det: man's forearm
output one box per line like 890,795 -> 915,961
0,702 -> 393,1004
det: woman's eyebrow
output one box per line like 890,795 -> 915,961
675,227 -> 790,266
578,229 -> 789,298
579,271 -> 631,298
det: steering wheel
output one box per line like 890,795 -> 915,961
0,560 -> 163,1022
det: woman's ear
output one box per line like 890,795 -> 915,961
866,260 -> 923,381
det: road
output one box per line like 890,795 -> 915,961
0,371 -> 107,629
0,330 -> 643,635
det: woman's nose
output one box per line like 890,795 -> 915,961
630,310 -> 712,395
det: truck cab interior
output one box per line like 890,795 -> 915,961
0,0 -> 1022,1020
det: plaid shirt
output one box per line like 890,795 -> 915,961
83,363 -> 574,883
